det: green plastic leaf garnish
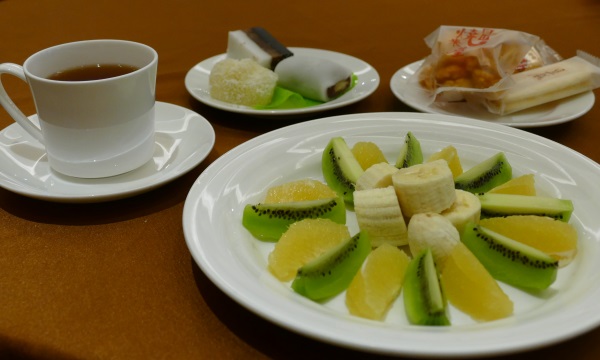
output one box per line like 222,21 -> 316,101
254,74 -> 357,110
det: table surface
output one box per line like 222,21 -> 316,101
2,0 -> 600,359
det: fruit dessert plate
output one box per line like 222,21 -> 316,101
182,112 -> 600,358
185,48 -> 380,117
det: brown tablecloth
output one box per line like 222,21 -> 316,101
1,0 -> 600,358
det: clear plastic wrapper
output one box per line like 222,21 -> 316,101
485,51 -> 600,115
405,26 -> 562,106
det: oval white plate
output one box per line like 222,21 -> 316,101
390,60 -> 595,128
0,102 -> 215,203
182,112 -> 600,357
184,47 -> 380,117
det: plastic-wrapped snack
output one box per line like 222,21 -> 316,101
485,50 -> 600,115
405,26 -> 561,104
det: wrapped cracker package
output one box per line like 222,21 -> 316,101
405,26 -> 562,108
485,50 -> 600,115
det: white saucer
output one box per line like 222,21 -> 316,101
0,102 -> 215,203
185,47 -> 380,117
390,60 -> 596,128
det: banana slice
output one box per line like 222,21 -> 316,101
407,212 -> 460,270
441,189 -> 481,234
392,159 -> 456,218
354,186 -> 408,247
355,163 -> 400,191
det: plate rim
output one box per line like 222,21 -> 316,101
182,111 -> 600,357
0,101 -> 215,203
390,60 -> 596,128
184,47 -> 380,117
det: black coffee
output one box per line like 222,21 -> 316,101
48,64 -> 139,81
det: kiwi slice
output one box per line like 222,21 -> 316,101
242,197 -> 346,241
478,193 -> 573,222
322,137 -> 364,207
462,222 -> 558,290
403,248 -> 450,326
291,231 -> 371,300
395,131 -> 423,169
455,152 -> 512,193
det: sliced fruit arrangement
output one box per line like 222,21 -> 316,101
479,215 -> 577,267
440,189 -> 481,234
462,222 -> 559,290
268,218 -> 351,281
351,141 -> 387,170
440,242 -> 514,321
395,131 -> 423,169
241,131 -> 579,327
354,186 -> 408,247
322,137 -> 364,207
346,244 -> 410,320
455,152 -> 512,193
407,213 -> 459,270
403,248 -> 450,326
487,174 -> 536,195
478,193 -> 573,221
242,179 -> 346,241
291,230 -> 371,300
426,145 -> 463,178
392,159 -> 456,218
355,162 -> 399,191
264,178 -> 337,202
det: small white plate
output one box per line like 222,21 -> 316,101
390,60 -> 596,128
185,47 -> 380,117
0,102 -> 215,203
183,112 -> 600,358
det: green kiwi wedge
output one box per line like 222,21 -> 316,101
455,152 -> 512,193
403,248 -> 450,326
462,222 -> 558,290
395,131 -> 423,169
322,137 -> 364,207
478,193 -> 573,222
291,231 -> 371,300
242,197 -> 346,241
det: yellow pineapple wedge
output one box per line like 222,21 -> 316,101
426,145 -> 463,178
346,244 -> 410,320
268,219 -> 350,281
351,141 -> 388,170
487,174 -> 536,195
264,178 -> 337,203
479,215 -> 577,266
440,242 -> 514,322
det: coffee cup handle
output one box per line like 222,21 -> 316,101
0,63 -> 45,143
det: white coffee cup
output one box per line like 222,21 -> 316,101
0,39 -> 158,178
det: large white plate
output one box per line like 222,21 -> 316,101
390,60 -> 596,128
182,112 -> 600,357
185,47 -> 380,117
0,102 -> 215,203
